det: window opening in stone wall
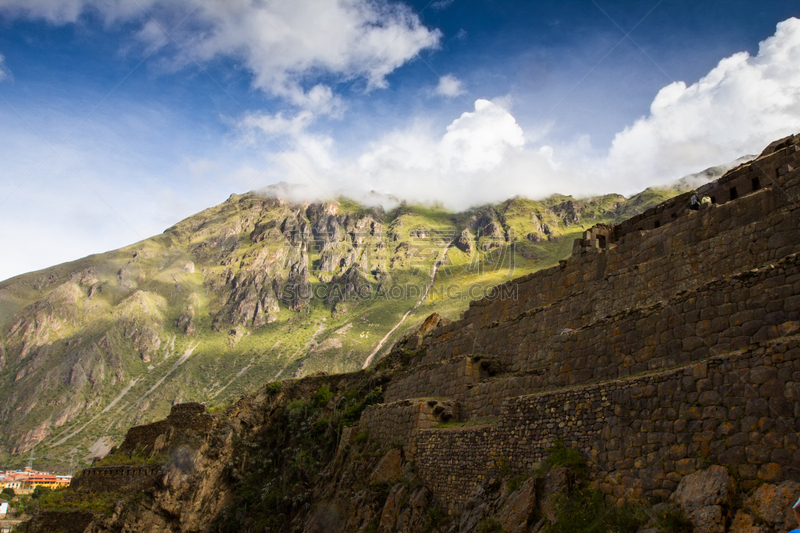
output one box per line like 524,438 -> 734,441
598,235 -> 606,249
654,221 -> 660,228
751,177 -> 761,191
711,196 -> 716,204
729,187 -> 738,200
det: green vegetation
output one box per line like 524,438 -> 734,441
652,505 -> 693,533
545,488 -> 646,533
507,473 -> 529,493
477,517 -> 506,532
36,488 -> 121,517
210,377 -> 385,532
537,441 -> 647,533
541,440 -> 586,472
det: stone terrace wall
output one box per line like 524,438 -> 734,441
544,251 -> 800,386
423,179 -> 800,370
70,465 -> 160,493
359,399 -> 455,456
384,356 -> 485,403
460,368 -> 550,421
418,139 -> 800,372
416,338 -> 800,510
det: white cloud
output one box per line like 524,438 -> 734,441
603,16 -> 800,190
431,0 -> 454,11
255,17 -> 800,209
434,74 -> 465,98
0,0 -> 441,111
0,53 -> 10,81
256,98 -> 535,206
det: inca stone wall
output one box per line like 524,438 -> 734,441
384,355 -> 485,403
416,337 -> 800,510
359,398 -> 458,456
123,402 -> 213,452
71,465 -> 160,493
424,186 -> 800,369
379,251 -> 800,423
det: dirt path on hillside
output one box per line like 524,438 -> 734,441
362,241 -> 452,369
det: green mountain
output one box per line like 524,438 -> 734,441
0,181 -> 707,472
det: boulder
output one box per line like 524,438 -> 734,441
369,448 -> 402,486
671,465 -> 735,511
379,483 -> 407,531
746,480 -> 800,533
671,465 -> 736,533
395,487 -> 431,533
541,466 -> 573,523
497,477 -> 536,533
729,510 -> 766,533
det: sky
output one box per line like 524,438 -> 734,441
0,0 -> 799,281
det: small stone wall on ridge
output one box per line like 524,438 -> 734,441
70,465 -> 160,493
122,402 -> 213,453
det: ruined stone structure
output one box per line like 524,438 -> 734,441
71,403 -> 213,492
359,134 -> 800,510
70,465 -> 161,493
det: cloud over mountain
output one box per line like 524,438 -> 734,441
259,17 -> 800,207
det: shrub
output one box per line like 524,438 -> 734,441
544,440 -> 585,470
313,384 -> 333,407
544,488 -> 645,533
653,506 -> 693,533
477,517 -> 506,533
32,486 -> 53,500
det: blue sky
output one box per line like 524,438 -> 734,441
0,0 -> 798,281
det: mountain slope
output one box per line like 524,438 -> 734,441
0,184 -> 694,471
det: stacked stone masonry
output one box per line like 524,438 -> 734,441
415,338 -> 800,509
74,403 -> 212,492
389,249 -> 800,423
123,402 -> 213,452
360,398 -> 459,456
71,465 -> 160,493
